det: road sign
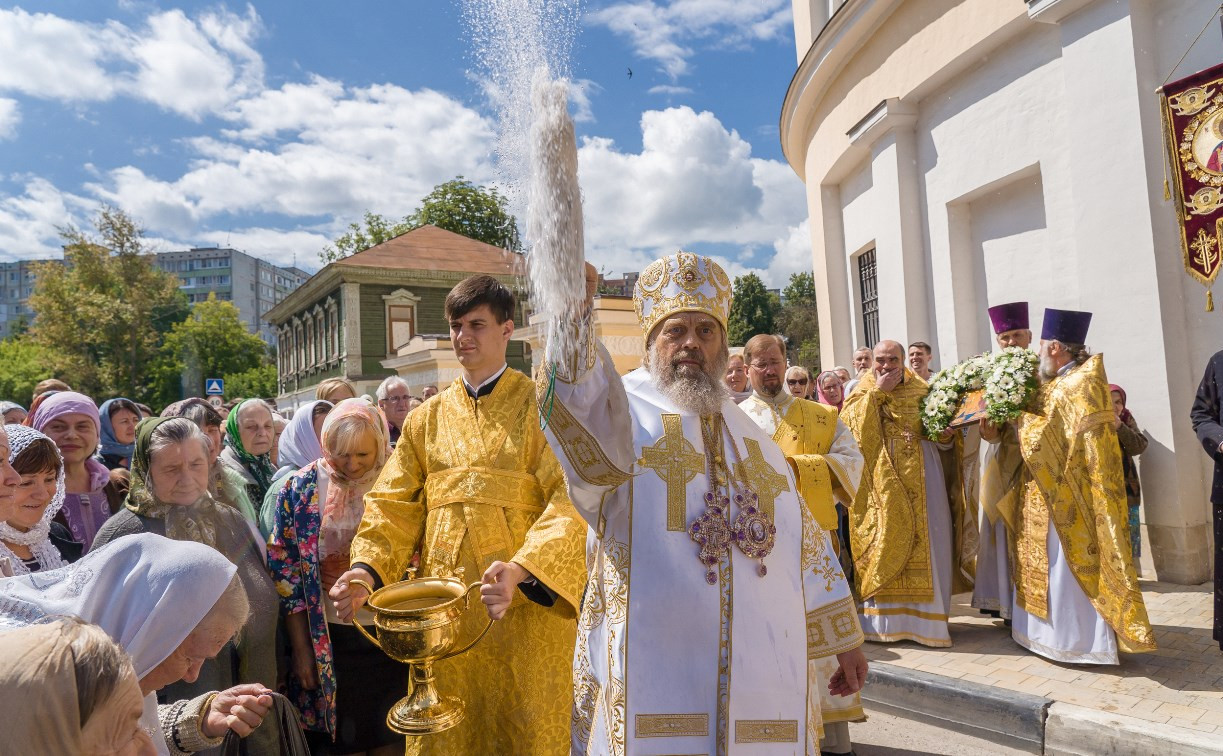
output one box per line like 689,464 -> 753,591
205,378 -> 224,396
207,396 -> 224,409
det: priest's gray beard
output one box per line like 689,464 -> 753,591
647,340 -> 730,416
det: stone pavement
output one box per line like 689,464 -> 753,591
859,580 -> 1222,748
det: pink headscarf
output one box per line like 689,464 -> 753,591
317,399 -> 390,563
31,392 -> 101,445
1108,384 -> 1132,425
815,371 -> 844,411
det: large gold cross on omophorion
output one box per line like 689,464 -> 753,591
733,438 -> 790,519
640,414 -> 705,531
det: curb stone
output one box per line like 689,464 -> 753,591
862,661 -> 1223,755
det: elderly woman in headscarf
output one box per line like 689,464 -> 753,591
219,399 -> 277,509
34,391 -> 129,550
0,533 -> 275,756
0,400 -> 26,424
91,418 -> 281,752
0,617 -> 154,755
1110,384 -> 1149,564
163,398 -> 258,526
267,399 -> 402,754
258,399 -> 332,540
97,398 -> 143,470
815,370 -> 846,411
0,424 -> 81,573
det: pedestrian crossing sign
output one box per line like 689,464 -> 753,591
205,378 -> 224,396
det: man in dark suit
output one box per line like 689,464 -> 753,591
1191,348 -> 1223,651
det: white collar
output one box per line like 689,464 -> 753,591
750,388 -> 793,412
463,363 -> 508,396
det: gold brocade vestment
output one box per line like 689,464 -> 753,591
350,369 -> 588,755
1011,355 -> 1155,652
840,370 -> 977,601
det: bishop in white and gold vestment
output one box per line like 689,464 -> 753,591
541,253 -> 866,756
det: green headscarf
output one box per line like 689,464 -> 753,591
225,399 -> 276,495
124,416 -> 249,562
125,416 -> 176,517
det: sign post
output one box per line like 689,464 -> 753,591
205,378 -> 225,396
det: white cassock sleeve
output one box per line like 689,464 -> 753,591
538,315 -> 635,530
826,419 -> 864,507
799,485 -> 865,659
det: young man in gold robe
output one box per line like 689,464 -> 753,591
738,333 -> 865,756
840,340 -> 977,647
1007,309 -> 1155,663
330,274 -> 588,754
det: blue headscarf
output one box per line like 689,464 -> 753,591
98,398 -> 138,460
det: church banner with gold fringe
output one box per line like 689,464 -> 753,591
1160,61 -> 1223,312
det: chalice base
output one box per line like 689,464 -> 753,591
386,690 -> 466,735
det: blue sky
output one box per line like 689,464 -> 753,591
0,1 -> 813,285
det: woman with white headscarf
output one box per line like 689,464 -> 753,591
0,533 -> 273,755
0,424 -> 81,573
258,399 -> 331,540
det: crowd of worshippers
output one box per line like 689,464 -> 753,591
0,373 -> 441,754
0,263 -> 1220,756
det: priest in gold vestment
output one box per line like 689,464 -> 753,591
1007,309 -> 1154,664
840,341 -> 977,648
738,333 -> 865,756
972,301 -> 1033,620
331,275 -> 588,755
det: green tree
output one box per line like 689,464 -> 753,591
318,177 -> 521,265
319,211 -> 414,265
777,271 -> 821,368
0,338 -> 53,406
727,273 -> 779,346
162,294 -> 272,382
226,364 -> 278,400
29,207 -> 190,404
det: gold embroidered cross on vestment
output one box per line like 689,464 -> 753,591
640,413 -> 704,531
733,438 -> 790,520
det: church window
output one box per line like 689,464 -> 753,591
857,248 -> 879,347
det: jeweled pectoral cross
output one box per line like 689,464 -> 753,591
732,438 -> 789,519
640,414 -> 705,531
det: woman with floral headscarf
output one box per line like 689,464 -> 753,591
267,399 -> 402,754
0,424 -> 81,573
34,391 -> 128,550
92,417 -> 281,753
218,399 -> 277,516
258,399 -> 331,540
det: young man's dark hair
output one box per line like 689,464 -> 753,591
444,274 -> 516,324
908,341 -> 932,355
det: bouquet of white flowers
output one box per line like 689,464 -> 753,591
921,354 -> 989,437
982,346 -> 1039,425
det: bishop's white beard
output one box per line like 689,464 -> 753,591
647,340 -> 730,416
1038,345 -> 1059,382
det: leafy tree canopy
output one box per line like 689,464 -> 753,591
727,272 -> 779,346
319,176 -> 521,264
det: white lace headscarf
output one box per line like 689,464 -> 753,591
0,424 -> 66,574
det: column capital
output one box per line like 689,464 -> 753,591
847,97 -> 917,149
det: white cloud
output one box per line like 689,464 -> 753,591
765,218 -> 813,285
0,6 -> 263,118
575,106 -> 809,287
0,178 -> 96,259
0,98 -> 19,140
647,85 -> 693,96
587,0 -> 791,80
80,78 -> 498,259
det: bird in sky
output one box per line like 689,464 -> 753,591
627,67 -> 633,79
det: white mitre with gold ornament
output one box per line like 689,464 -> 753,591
632,251 -> 732,343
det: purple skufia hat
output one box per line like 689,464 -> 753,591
1041,308 -> 1092,344
987,301 -> 1029,334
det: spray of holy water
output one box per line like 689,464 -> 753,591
461,0 -> 587,363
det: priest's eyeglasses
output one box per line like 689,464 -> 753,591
750,359 -> 785,372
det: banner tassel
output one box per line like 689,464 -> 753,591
1208,288 -> 1215,313
1164,178 -> 1171,201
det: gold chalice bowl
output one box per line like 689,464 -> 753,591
351,574 -> 492,735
